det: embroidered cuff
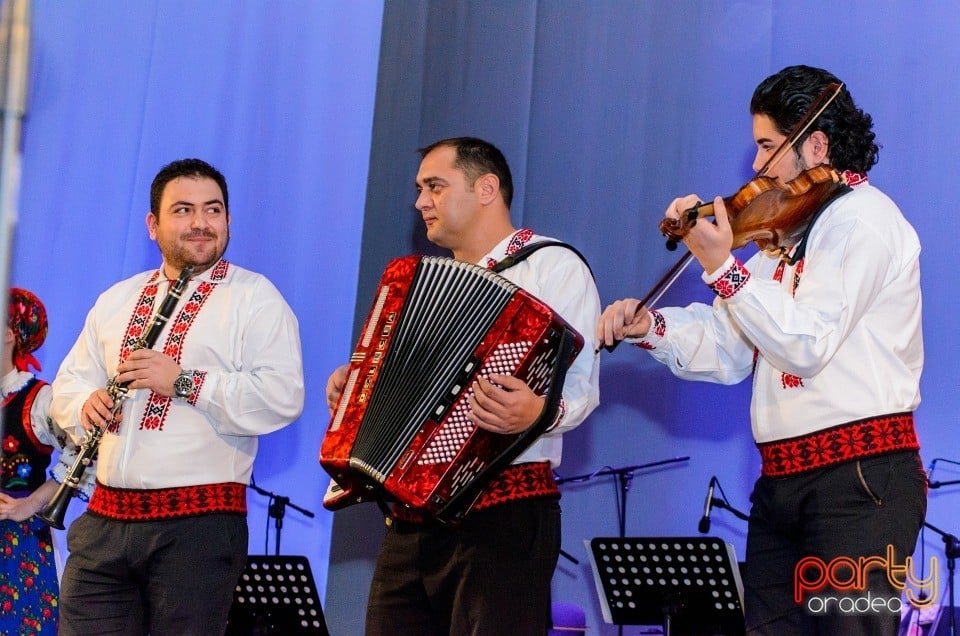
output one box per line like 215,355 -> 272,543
545,398 -> 566,432
183,371 -> 207,406
702,254 -> 737,284
185,370 -> 206,406
704,256 -> 750,299
632,310 -> 666,350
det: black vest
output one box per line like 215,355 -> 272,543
1,377 -> 53,493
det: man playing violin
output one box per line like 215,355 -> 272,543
598,65 -> 925,635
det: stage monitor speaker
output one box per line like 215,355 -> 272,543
226,555 -> 330,635
587,536 -> 745,636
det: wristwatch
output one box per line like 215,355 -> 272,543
173,370 -> 194,401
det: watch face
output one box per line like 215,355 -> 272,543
174,373 -> 192,398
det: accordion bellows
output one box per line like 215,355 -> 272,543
320,255 -> 583,522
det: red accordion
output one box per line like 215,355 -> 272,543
319,255 -> 583,522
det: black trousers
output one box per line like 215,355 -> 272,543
59,512 -> 248,636
744,450 -> 927,636
365,497 -> 561,636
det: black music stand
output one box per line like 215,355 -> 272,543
587,537 -> 745,636
226,555 -> 330,636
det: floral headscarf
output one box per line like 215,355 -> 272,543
7,287 -> 47,372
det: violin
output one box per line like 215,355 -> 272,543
659,164 -> 846,253
599,82 -> 848,353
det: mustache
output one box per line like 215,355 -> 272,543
181,230 -> 218,240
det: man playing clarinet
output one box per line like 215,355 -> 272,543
51,158 -> 304,635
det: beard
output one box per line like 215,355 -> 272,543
160,229 -> 230,273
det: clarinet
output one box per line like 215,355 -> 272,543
38,265 -> 194,529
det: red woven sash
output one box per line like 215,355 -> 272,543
88,481 -> 246,521
757,412 -> 918,478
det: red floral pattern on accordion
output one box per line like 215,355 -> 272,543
757,412 -> 919,478
88,481 -> 247,521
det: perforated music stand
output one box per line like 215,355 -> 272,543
226,555 -> 330,636
587,537 -> 745,636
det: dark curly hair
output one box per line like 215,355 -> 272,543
150,158 -> 229,216
750,65 -> 879,173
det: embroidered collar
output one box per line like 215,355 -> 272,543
840,170 -> 868,188
154,259 -> 230,285
484,229 -> 535,269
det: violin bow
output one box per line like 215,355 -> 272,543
756,81 -> 844,178
601,82 -> 845,354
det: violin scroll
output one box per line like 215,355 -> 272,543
660,204 -> 705,251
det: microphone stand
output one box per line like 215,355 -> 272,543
557,457 -> 690,538
924,521 -> 959,636
248,483 -> 315,556
556,458 -> 689,636
929,479 -> 960,490
711,496 -> 749,523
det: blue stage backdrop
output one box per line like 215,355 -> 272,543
328,1 -> 960,634
10,0 -> 384,603
9,2 -> 960,635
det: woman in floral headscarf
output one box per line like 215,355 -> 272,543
0,288 -> 95,635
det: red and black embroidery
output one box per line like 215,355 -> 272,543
114,273 -> 162,419
709,258 -> 750,299
781,374 -> 803,389
472,461 -> 558,510
115,261 -> 229,432
634,310 -> 666,351
391,462 -> 558,523
486,229 -> 536,270
840,170 -> 868,188
770,257 -> 807,389
757,412 -> 918,478
138,279 -> 218,431
506,228 -> 535,255
547,398 -> 567,432
792,259 -> 805,292
651,310 -> 666,337
184,370 -> 206,407
88,481 -> 247,521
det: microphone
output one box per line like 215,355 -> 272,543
698,476 -> 716,534
928,458 -> 937,477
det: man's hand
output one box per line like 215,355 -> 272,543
467,374 -> 544,434
326,364 -> 349,414
597,298 -> 652,347
666,194 -> 733,275
81,388 -> 117,433
115,349 -> 181,397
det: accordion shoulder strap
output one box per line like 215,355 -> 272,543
490,239 -> 594,278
